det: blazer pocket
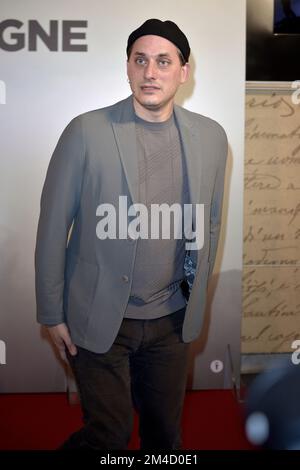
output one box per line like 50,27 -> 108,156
64,253 -> 99,326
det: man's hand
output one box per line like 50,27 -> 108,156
47,323 -> 77,361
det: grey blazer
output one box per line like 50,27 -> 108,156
35,94 -> 228,353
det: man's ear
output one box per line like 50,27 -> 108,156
181,62 -> 190,84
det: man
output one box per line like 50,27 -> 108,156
35,18 -> 228,450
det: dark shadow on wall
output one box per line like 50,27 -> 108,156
186,269 -> 242,390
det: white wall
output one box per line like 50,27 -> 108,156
0,0 -> 246,391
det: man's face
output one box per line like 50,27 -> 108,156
127,35 -> 190,115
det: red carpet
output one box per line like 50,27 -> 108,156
0,390 -> 252,450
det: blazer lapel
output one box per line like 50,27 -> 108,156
174,105 -> 202,279
111,95 -> 140,206
174,104 -> 203,230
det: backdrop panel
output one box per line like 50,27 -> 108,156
0,0 -> 246,392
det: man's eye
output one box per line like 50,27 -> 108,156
136,58 -> 146,65
159,60 -> 170,66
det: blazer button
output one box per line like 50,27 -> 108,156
122,275 -> 129,282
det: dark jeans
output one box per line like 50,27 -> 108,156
63,307 -> 189,450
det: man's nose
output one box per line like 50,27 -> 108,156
144,60 -> 158,80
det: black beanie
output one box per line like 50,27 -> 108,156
126,19 -> 190,64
